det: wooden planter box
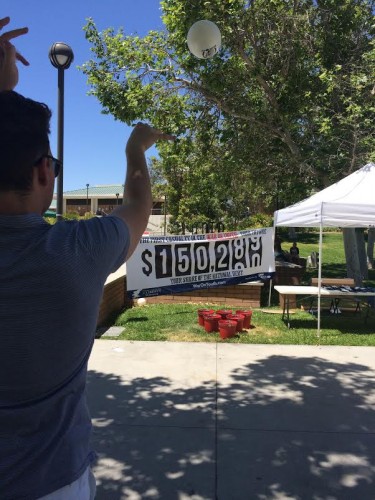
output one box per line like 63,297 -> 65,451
143,282 -> 264,308
97,265 -> 264,327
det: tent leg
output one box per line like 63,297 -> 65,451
269,219 -> 277,308
317,222 -> 323,338
268,279 -> 273,307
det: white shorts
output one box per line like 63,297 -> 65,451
38,465 -> 96,500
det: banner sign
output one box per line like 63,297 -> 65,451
127,227 -> 275,299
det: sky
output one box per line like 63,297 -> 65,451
4,0 -> 166,192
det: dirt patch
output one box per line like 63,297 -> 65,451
260,308 -> 295,314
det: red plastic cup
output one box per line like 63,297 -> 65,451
236,310 -> 252,329
216,309 -> 233,320
203,313 -> 221,333
218,320 -> 237,339
226,313 -> 245,332
197,309 -> 214,326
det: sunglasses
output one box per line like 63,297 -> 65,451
45,155 -> 62,178
34,155 -> 62,178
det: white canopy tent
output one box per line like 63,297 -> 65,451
274,162 -> 375,334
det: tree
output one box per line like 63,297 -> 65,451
367,228 -> 375,269
80,0 -> 374,231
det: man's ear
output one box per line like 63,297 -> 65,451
35,158 -> 49,186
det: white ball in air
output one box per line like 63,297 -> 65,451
187,20 -> 221,59
137,297 -> 147,306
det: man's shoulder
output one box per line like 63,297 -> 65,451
50,215 -> 128,232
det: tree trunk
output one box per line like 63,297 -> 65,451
288,227 -> 297,241
343,228 -> 363,286
356,229 -> 368,280
367,228 -> 375,269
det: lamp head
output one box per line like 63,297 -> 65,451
49,42 -> 74,69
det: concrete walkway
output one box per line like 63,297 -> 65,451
87,341 -> 375,500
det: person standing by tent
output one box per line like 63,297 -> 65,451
289,241 -> 300,263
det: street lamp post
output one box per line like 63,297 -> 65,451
86,183 -> 89,210
163,194 -> 167,236
49,42 -> 74,221
116,193 -> 119,205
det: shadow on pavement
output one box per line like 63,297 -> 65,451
87,354 -> 375,499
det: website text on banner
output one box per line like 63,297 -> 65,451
127,228 -> 275,299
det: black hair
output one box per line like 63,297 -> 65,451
0,91 -> 52,192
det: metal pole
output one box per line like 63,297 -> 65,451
317,222 -> 323,339
56,68 -> 64,222
270,216 -> 277,307
164,195 -> 167,235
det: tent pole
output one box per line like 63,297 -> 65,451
268,279 -> 272,307
317,221 -> 323,338
269,217 -> 277,307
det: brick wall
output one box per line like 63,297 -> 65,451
97,275 -> 131,327
144,282 -> 264,307
97,275 -> 264,326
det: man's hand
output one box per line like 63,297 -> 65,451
0,17 -> 29,91
126,122 -> 175,153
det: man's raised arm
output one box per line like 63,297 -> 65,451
111,122 -> 175,260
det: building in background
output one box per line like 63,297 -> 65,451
47,184 -> 168,234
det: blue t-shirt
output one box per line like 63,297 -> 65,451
0,214 -> 130,499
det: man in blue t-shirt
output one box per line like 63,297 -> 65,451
0,17 -> 174,499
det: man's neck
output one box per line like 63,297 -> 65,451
0,191 -> 42,216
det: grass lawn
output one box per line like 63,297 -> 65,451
103,231 -> 375,346
110,302 -> 375,346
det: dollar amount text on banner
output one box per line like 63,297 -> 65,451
127,228 -> 275,299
